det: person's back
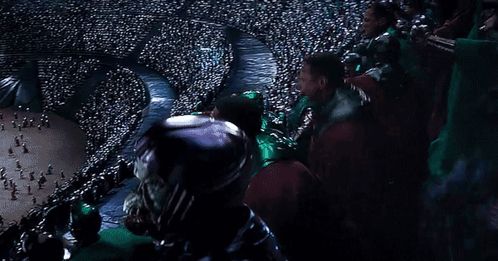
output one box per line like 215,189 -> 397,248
212,95 -> 316,259
298,52 -> 387,260
244,159 -> 315,260
309,90 -> 385,261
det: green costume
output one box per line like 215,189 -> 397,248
238,91 -> 295,171
428,39 -> 498,180
70,227 -> 155,261
243,92 -> 316,169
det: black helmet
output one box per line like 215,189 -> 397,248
124,115 -> 251,239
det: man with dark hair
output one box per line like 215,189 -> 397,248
363,2 -> 396,38
299,52 -> 387,260
211,95 -> 263,140
299,52 -> 370,134
346,1 -> 404,78
300,53 -> 346,97
405,0 -> 427,17
211,95 -> 265,178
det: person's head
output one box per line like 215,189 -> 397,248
212,95 -> 263,140
405,0 -> 425,16
299,52 -> 344,102
363,2 -> 396,38
70,201 -> 102,246
124,115 -> 251,240
343,52 -> 362,77
239,90 -> 266,112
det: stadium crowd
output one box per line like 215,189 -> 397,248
0,0 -> 497,260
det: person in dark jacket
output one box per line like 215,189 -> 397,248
300,52 -> 388,261
123,115 -> 286,261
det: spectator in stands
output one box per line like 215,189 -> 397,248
362,2 -> 396,39
347,2 -> 401,76
211,95 -> 263,177
300,52 -> 387,260
428,1 -> 496,140
283,94 -> 316,166
212,94 -> 315,260
123,115 -> 285,260
349,5 -> 430,257
211,95 -> 262,141
405,0 -> 426,18
236,90 -> 315,167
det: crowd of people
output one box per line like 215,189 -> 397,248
76,66 -> 147,164
236,1 -> 496,260
8,0 -> 186,16
0,58 -> 24,80
1,1 -> 234,115
0,0 -> 497,260
138,17 -> 232,115
0,0 -> 367,113
184,0 -> 367,111
170,1 -> 497,260
3,4 -> 160,56
0,1 -> 236,252
38,58 -> 101,111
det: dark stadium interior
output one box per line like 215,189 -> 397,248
0,0 -> 497,260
